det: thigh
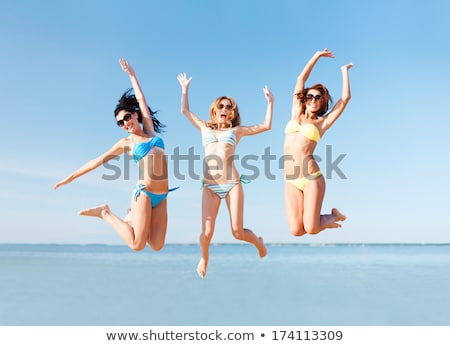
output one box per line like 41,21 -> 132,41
225,182 -> 244,229
302,176 -> 325,229
148,198 -> 168,248
202,187 -> 221,235
284,182 -> 305,230
131,193 -> 152,245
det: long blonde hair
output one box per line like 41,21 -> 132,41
206,96 -> 241,129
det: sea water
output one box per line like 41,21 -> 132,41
0,243 -> 449,326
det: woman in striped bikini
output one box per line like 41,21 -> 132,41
284,48 -> 353,237
177,73 -> 273,278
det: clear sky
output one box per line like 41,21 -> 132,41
1,0 -> 449,244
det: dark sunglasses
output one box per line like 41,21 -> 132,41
117,113 -> 133,127
218,104 -> 232,110
304,94 -> 322,102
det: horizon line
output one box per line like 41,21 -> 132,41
0,242 -> 449,246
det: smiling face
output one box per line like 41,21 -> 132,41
116,110 -> 138,132
216,98 -> 233,126
208,96 -> 241,129
299,84 -> 331,117
304,89 -> 323,113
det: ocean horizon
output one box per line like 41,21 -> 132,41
1,243 -> 449,326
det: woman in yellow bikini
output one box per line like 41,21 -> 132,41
177,73 -> 273,277
284,48 -> 353,236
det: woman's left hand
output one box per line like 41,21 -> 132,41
341,62 -> 354,71
263,85 -> 274,103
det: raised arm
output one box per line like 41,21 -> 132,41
53,139 -> 125,190
119,58 -> 155,135
292,48 -> 335,119
176,73 -> 204,130
322,62 -> 353,132
237,86 -> 274,137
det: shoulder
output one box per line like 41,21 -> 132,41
116,136 -> 132,151
112,136 -> 129,146
314,116 -> 330,132
233,125 -> 249,139
201,121 -> 215,132
227,125 -> 239,134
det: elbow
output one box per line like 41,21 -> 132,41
261,123 -> 271,132
342,94 -> 351,104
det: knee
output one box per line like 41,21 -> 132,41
200,230 -> 214,243
130,243 -> 146,252
130,238 -> 147,252
289,226 -> 306,237
148,242 -> 164,252
288,221 -> 306,237
303,223 -> 320,235
231,227 -> 245,240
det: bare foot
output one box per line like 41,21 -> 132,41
78,204 -> 110,218
332,208 -> 347,222
327,222 -> 342,229
258,237 -> 267,258
197,258 -> 208,278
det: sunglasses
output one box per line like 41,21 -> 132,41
117,113 -> 133,127
218,104 -> 232,110
304,94 -> 322,102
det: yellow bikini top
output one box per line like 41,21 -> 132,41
285,120 -> 321,142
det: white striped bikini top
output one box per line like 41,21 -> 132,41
201,128 -> 236,147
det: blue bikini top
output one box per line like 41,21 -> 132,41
201,128 -> 236,147
131,135 -> 165,163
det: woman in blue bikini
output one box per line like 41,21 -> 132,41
54,59 -> 173,252
284,48 -> 353,236
177,73 -> 273,277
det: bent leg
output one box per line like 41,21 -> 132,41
284,182 -> 306,236
225,183 -> 267,258
126,193 -> 153,250
303,177 -> 346,234
79,197 -> 151,251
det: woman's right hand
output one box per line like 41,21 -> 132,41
119,58 -> 136,77
177,73 -> 192,90
53,176 -> 72,190
318,48 -> 335,58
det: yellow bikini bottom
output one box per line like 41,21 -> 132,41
285,171 -> 323,191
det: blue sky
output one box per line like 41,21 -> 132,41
1,0 -> 449,244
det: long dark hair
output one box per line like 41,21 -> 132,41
114,88 -> 165,133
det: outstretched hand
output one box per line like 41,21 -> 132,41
177,73 -> 192,90
342,62 -> 354,71
119,58 -> 135,76
53,177 -> 71,190
318,48 -> 335,58
263,85 -> 274,103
